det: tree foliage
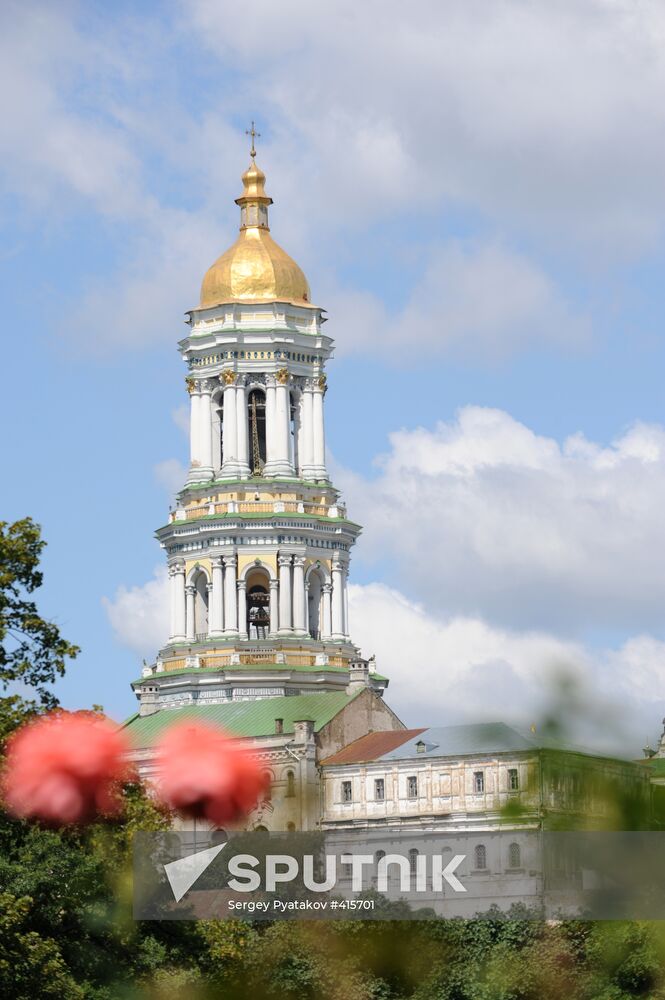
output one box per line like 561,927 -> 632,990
0,518 -> 79,715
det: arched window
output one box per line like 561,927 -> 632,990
286,770 -> 296,797
289,390 -> 298,471
262,772 -> 272,801
247,388 -> 266,474
474,844 -> 487,870
307,570 -> 323,639
247,584 -> 270,638
409,848 -> 419,876
194,572 -> 209,639
508,843 -> 521,869
375,850 -> 386,865
287,822 -> 296,832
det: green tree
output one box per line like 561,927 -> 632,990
0,518 -> 79,721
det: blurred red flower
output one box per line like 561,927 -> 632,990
2,711 -> 130,825
155,721 -> 269,826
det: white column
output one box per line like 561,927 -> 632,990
269,578 -> 279,636
321,583 -> 332,640
199,380 -> 214,477
188,383 -> 202,479
173,562 -> 186,642
237,579 -> 248,639
331,560 -> 344,639
185,584 -> 196,641
278,554 -> 293,633
300,381 -> 316,480
263,377 -> 277,475
168,565 -> 176,641
235,378 -> 250,478
209,557 -> 224,637
221,379 -> 238,476
206,581 -> 213,636
223,555 -> 238,633
292,556 -> 306,635
273,376 -> 293,476
342,566 -> 349,638
312,380 -> 327,479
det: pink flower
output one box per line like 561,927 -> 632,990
2,711 -> 130,825
154,721 -> 269,826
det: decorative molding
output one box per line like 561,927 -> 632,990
185,377 -> 196,395
221,369 -> 237,386
276,367 -> 290,385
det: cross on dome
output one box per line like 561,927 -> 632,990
245,121 -> 261,159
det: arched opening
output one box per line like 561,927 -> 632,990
247,388 -> 266,474
246,567 -> 270,639
194,571 -> 209,639
285,770 -> 296,797
474,844 -> 487,870
408,848 -> 419,877
212,392 -> 223,470
508,842 -> 521,869
287,821 -> 296,833
307,569 -> 323,639
289,390 -> 299,471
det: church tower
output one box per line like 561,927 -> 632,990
135,134 -> 386,713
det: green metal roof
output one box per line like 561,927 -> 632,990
122,691 -> 357,749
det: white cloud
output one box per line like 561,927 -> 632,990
102,566 -> 169,657
186,0 -> 665,249
101,566 -> 665,754
348,582 -> 665,756
154,458 -> 187,497
5,0 -> 665,357
326,241 -> 588,358
338,407 -> 665,633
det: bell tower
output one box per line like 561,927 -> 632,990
135,139 -> 387,711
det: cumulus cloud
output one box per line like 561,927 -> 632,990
187,0 -> 665,248
338,407 -> 665,633
5,0 -> 665,357
327,241 -> 589,358
101,566 -> 665,754
348,582 -> 665,756
102,566 -> 169,657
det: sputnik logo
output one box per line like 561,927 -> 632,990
164,842 -> 228,902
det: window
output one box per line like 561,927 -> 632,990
247,388 -> 267,472
247,584 -> 270,639
409,848 -> 419,876
508,768 -> 519,791
287,822 -> 296,832
262,772 -> 272,800
473,771 -> 485,793
474,844 -> 487,870
342,780 -> 353,803
286,770 -> 296,797
374,778 -> 385,801
407,775 -> 418,799
509,842 -> 521,869
416,740 -> 426,754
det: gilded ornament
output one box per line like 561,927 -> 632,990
198,158 -> 313,309
317,374 -> 327,390
276,367 -> 290,385
221,369 -> 236,386
185,377 -> 195,395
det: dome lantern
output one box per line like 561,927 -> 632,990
198,126 -> 312,310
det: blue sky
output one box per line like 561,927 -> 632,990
3,0 -> 665,751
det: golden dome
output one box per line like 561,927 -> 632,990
199,157 -> 312,309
